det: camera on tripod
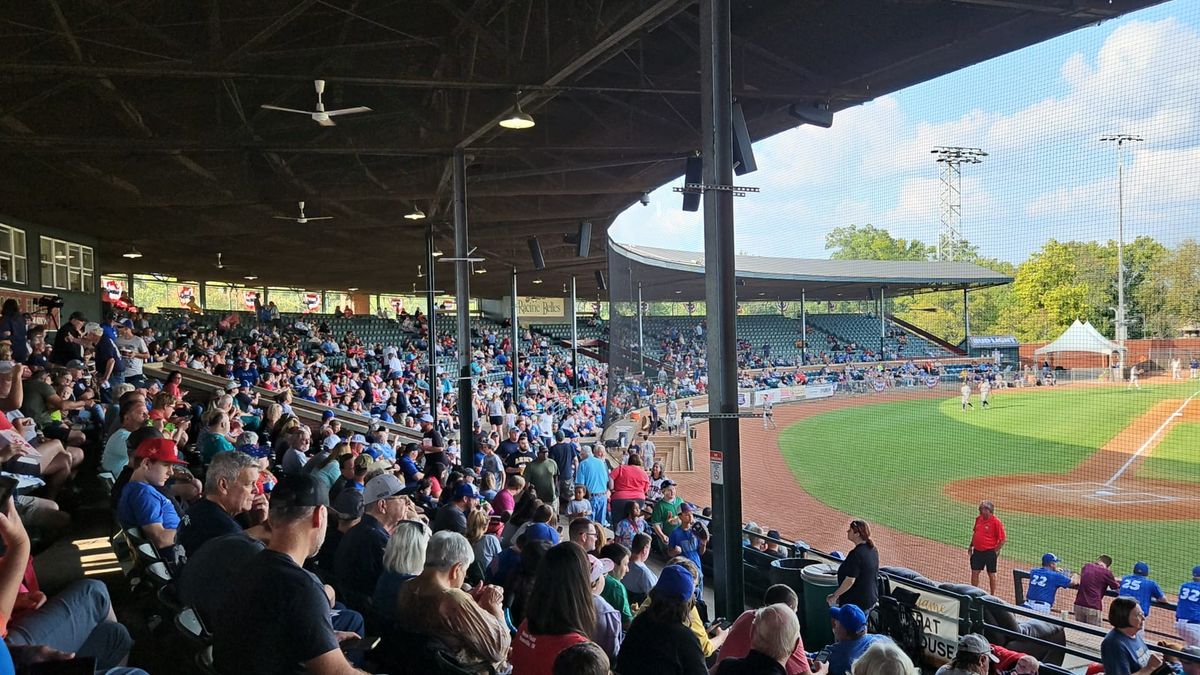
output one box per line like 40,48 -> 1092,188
35,295 -> 63,310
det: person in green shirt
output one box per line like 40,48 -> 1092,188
199,409 -> 236,463
599,542 -> 634,628
522,446 -> 559,506
650,480 -> 683,550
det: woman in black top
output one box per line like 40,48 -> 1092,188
616,564 -> 708,675
827,519 -> 880,611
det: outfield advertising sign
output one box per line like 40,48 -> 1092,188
806,383 -> 837,399
888,578 -> 962,662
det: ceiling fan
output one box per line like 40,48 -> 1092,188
213,252 -> 233,270
260,79 -> 371,127
273,201 -> 332,224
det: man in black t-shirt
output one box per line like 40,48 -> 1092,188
50,312 -> 86,366
497,427 -> 521,459
419,413 -> 446,476
211,474 -> 366,675
504,434 -> 536,476
176,451 -> 266,557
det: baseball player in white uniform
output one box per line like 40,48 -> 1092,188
979,379 -> 991,409
1128,365 -> 1141,390
762,399 -> 776,429
961,382 -> 974,411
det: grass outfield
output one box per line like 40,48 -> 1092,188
778,381 -> 1200,589
1137,421 -> 1200,484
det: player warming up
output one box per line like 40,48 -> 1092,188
762,399 -> 776,430
1176,565 -> 1200,647
1128,365 -> 1141,390
961,382 -> 974,411
979,379 -> 991,409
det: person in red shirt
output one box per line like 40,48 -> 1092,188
1073,554 -> 1119,626
509,542 -> 595,675
711,584 -> 810,675
968,500 -> 1006,595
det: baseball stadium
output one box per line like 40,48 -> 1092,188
3,0 -> 1200,674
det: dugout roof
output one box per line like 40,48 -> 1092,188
0,1 -> 1161,297
611,241 -> 1014,301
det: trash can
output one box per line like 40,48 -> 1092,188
800,563 -> 840,649
769,557 -> 821,628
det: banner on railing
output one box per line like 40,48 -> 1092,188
806,383 -> 837,399
888,578 -> 962,661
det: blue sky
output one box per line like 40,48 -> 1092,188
609,0 -> 1200,264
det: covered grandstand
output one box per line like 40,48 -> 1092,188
0,0 -> 1184,672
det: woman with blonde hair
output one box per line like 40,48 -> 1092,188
373,520 -> 431,624
466,506 -> 502,579
852,641 -> 919,675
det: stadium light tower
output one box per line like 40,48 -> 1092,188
1100,133 -> 1142,374
931,146 -> 987,261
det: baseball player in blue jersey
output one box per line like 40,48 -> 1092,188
1119,562 -> 1165,617
1177,565 -> 1200,647
1025,553 -> 1077,613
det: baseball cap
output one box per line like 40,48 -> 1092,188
1134,561 -> 1149,575
1042,553 -> 1059,565
119,319 -> 134,329
1192,565 -> 1200,578
135,438 -> 187,465
68,311 -> 86,322
956,634 -> 999,663
830,604 -> 868,634
419,413 -> 434,423
65,359 -> 86,370
654,565 -> 695,603
349,434 -> 367,445
522,522 -> 560,544
224,380 -> 240,392
587,553 -> 616,583
660,479 -> 676,488
680,502 -> 694,513
323,435 -> 342,450
271,474 -> 329,510
454,482 -> 480,500
363,474 -> 404,504
322,410 -> 336,421
238,443 -> 272,460
331,486 -> 365,520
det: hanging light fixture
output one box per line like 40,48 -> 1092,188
474,267 -> 488,274
404,205 -> 426,220
244,275 -> 258,281
532,278 -> 543,285
122,246 -> 143,259
431,249 -> 444,258
499,92 -> 535,130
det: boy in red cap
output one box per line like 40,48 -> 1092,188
116,437 -> 189,556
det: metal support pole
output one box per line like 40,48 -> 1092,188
963,287 -> 971,344
800,289 -> 807,365
452,149 -> 475,461
570,275 -> 579,389
511,268 -> 520,405
880,287 -> 886,356
1116,150 -> 1127,372
636,283 -> 644,374
426,224 -> 438,393
701,0 -> 744,619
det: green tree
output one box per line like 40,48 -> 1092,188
824,225 -> 934,261
997,240 -> 1092,341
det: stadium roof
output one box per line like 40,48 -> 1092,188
0,1 -> 1162,297
611,241 -> 1013,301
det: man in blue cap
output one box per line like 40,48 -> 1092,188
1176,566 -> 1200,647
823,604 -> 893,675
1024,553 -> 1077,614
1119,561 -> 1165,617
432,482 -> 479,535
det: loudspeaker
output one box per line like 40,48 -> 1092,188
732,101 -> 757,175
576,220 -> 591,258
527,236 -> 546,270
594,270 -> 607,291
682,155 -> 702,212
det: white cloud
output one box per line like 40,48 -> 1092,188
611,12 -> 1200,262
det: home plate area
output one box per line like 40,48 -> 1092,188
1035,481 -> 1186,505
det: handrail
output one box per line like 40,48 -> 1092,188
146,362 -> 422,442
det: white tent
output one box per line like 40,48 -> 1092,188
1034,319 -> 1125,356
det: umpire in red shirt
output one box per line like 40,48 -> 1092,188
968,500 -> 1006,595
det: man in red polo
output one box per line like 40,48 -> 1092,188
968,500 -> 1006,595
